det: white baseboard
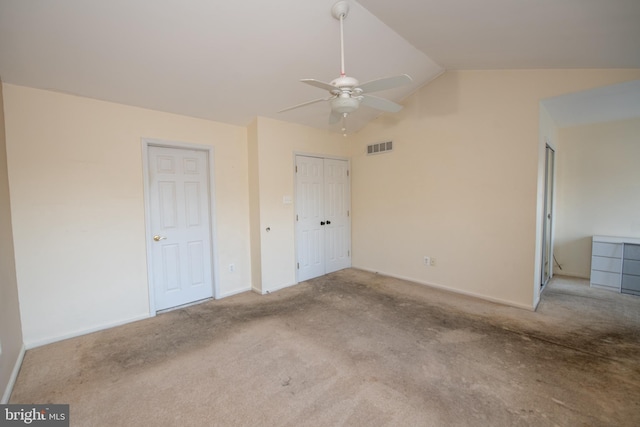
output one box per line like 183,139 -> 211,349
251,282 -> 298,296
217,286 -> 252,299
354,267 -> 536,311
25,313 -> 151,350
2,344 -> 26,404
261,281 -> 298,295
555,271 -> 590,280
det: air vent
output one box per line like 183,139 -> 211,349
367,141 -> 393,155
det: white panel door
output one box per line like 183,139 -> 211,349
296,155 -> 350,282
324,159 -> 350,273
296,156 -> 325,281
148,146 -> 213,311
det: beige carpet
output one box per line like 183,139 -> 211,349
10,269 -> 640,426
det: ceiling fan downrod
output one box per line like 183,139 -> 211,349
332,1 -> 350,77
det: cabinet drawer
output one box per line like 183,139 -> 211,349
590,270 -> 621,288
624,244 -> 640,261
622,274 -> 640,292
592,242 -> 623,258
623,259 -> 640,276
591,256 -> 622,273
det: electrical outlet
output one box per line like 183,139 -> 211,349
229,264 -> 235,273
430,258 -> 437,267
424,256 -> 430,266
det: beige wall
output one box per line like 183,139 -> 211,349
554,117 -> 640,278
3,84 -> 251,347
351,69 -> 640,309
251,117 -> 347,292
0,81 -> 24,402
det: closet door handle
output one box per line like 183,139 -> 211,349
326,220 -> 331,225
320,221 -> 326,226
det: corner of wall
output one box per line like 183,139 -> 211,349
0,79 -> 26,403
1,345 -> 25,404
247,118 -> 263,292
533,104 -> 559,304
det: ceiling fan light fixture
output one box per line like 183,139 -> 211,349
331,95 -> 359,114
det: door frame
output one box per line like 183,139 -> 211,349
540,144 -> 556,290
141,138 -> 219,315
293,152 -> 351,284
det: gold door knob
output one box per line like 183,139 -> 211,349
153,235 -> 167,242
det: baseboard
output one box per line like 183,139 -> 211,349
354,267 -> 536,311
555,271 -> 590,280
218,286 -> 252,299
261,282 -> 297,295
2,344 -> 26,404
24,313 -> 151,350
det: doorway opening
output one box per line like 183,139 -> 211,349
541,144 -> 555,290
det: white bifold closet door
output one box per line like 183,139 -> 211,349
296,155 -> 351,282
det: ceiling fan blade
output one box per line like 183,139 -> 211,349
329,111 -> 342,124
301,79 -> 336,92
360,94 -> 403,113
358,74 -> 412,94
278,97 -> 329,113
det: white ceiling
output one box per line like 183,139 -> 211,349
358,0 -> 640,70
1,0 -> 639,132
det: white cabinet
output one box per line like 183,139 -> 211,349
591,236 -> 640,294
622,244 -> 640,296
591,239 -> 623,291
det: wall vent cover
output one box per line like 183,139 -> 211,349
367,141 -> 393,155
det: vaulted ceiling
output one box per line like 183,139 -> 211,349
1,0 -> 639,132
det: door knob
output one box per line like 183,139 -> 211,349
326,220 -> 331,225
320,221 -> 326,226
153,235 -> 167,242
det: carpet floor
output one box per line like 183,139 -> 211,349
10,269 -> 640,426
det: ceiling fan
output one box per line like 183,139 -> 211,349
278,0 -> 412,132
